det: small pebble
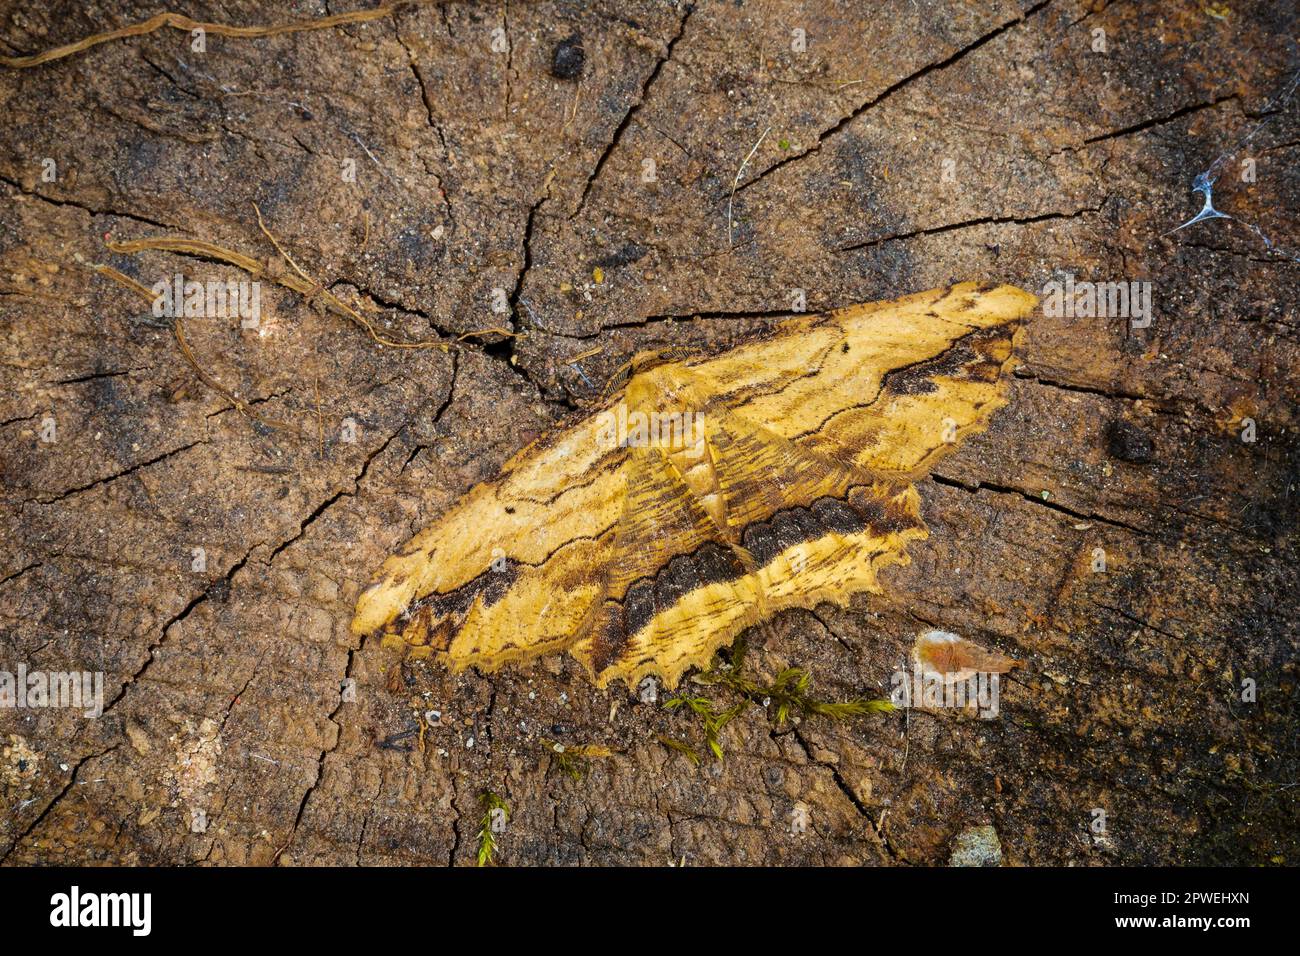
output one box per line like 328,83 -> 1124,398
949,825 -> 1003,867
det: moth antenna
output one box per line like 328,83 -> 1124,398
597,355 -> 638,404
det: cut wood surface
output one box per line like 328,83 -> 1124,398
0,0 -> 1296,865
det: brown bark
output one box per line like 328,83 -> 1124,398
0,0 -> 1296,865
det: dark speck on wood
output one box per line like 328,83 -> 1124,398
552,33 -> 585,80
1105,420 -> 1154,464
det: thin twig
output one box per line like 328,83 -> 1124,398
173,318 -> 303,435
93,263 -> 301,436
0,2 -> 425,69
105,208 -> 447,351
728,125 -> 772,247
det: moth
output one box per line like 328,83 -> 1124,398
353,283 -> 1037,689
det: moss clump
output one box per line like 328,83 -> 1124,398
475,790 -> 509,867
664,639 -> 893,763
663,695 -> 748,761
540,739 -> 616,781
655,733 -> 701,766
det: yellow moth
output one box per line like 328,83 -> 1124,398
353,282 -> 1037,688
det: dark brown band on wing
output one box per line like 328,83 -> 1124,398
586,488 -> 922,673
402,558 -> 520,626
585,541 -> 747,674
785,321 -> 1016,444
881,323 -> 1013,396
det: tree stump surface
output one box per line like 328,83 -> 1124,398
0,0 -> 1296,865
